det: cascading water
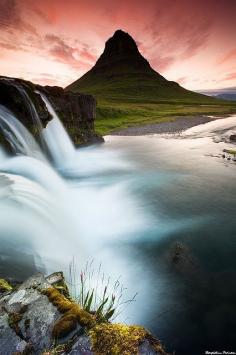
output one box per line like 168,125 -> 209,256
1,78 -> 48,152
0,84 -> 148,288
1,83 -> 236,353
37,91 -> 76,166
0,104 -> 44,160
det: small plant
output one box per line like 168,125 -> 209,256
68,259 -> 137,323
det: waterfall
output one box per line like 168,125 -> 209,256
0,82 -> 148,304
1,78 -> 48,152
0,104 -> 44,160
36,91 -> 76,166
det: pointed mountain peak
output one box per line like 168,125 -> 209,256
108,29 -> 138,50
94,29 -> 151,71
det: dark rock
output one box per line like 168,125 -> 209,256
41,84 -> 102,145
169,241 -> 199,276
0,76 -> 103,151
229,134 -> 236,142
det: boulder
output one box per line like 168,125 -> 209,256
0,273 -> 60,354
0,273 -> 168,354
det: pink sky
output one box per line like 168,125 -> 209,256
0,0 -> 236,90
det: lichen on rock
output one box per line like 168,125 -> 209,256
0,278 -> 13,293
88,323 -> 167,355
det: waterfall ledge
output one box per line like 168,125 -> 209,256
0,76 -> 103,151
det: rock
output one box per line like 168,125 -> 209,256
139,338 -> 163,355
65,335 -> 93,354
0,312 -> 27,355
41,85 -> 103,145
0,279 -> 12,294
169,241 -> 199,276
0,272 -> 168,354
0,273 -> 60,354
229,134 -> 236,142
0,76 -> 103,151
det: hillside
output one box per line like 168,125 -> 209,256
67,30 -> 236,135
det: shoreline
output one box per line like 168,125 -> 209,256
109,115 -> 227,136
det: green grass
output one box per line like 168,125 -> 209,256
68,62 -> 236,136
95,100 -> 236,135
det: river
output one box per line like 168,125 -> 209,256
0,98 -> 236,354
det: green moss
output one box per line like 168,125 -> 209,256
42,344 -> 69,355
53,278 -> 70,299
223,149 -> 236,155
42,286 -> 167,353
42,287 -> 96,339
89,323 -> 167,355
0,278 -> 13,293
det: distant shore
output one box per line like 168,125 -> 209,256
110,115 -> 225,136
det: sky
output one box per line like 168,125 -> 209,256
0,0 -> 236,90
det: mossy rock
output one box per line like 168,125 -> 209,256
42,285 -> 168,354
0,278 -> 13,293
88,323 -> 167,355
42,287 -> 96,339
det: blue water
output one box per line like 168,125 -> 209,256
98,135 -> 236,355
1,109 -> 236,355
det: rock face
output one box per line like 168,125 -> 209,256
0,76 -> 103,149
41,85 -> 103,145
0,274 -> 59,354
0,273 -> 168,355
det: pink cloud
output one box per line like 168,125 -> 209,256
0,42 -> 18,50
225,72 -> 236,81
219,48 -> 236,65
0,0 -> 236,88
0,0 -> 37,34
177,77 -> 187,85
45,34 -> 93,71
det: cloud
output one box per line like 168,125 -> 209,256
177,76 -> 187,85
0,42 -> 19,50
225,72 -> 236,81
0,0 -> 236,88
219,48 -> 236,65
0,0 -> 36,34
144,0 -> 213,70
150,56 -> 175,71
80,49 -> 96,62
45,34 -> 94,70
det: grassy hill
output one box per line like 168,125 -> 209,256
67,30 -> 236,135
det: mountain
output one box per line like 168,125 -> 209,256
67,30 -> 236,134
198,87 -> 236,101
67,30 -> 211,103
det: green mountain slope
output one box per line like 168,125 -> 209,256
67,30 -> 236,134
